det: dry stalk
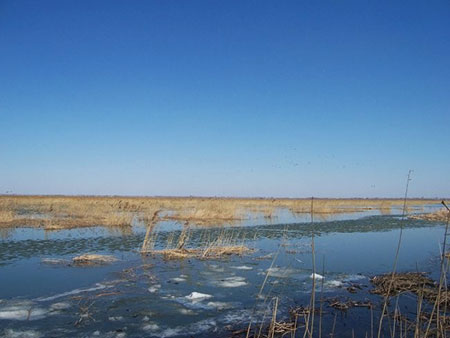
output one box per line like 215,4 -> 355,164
377,170 -> 413,338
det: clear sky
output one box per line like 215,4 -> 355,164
0,1 -> 449,198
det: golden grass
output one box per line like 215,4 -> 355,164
410,208 -> 449,222
142,222 -> 252,259
0,195 -> 439,229
72,254 -> 118,265
152,245 -> 252,260
0,210 -> 15,223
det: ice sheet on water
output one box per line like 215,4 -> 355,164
2,329 -> 42,338
142,323 -> 160,332
36,280 -> 119,302
342,274 -> 366,282
148,284 -> 161,293
217,276 -> 247,288
310,273 -> 324,280
185,292 -> 212,302
326,280 -> 344,288
231,265 -> 253,270
156,318 -> 218,338
262,267 -> 298,278
178,308 -> 196,315
206,301 -> 236,310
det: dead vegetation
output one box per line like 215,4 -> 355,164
371,272 -> 450,307
72,254 -> 118,266
151,246 -> 252,260
410,208 -> 450,222
141,224 -> 252,260
0,195 -> 438,230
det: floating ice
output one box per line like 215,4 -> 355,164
222,309 -> 254,324
49,302 -> 70,311
2,329 -> 42,338
310,273 -> 324,280
264,267 -> 297,278
148,284 -> 161,293
217,276 -> 247,288
231,265 -> 253,270
326,280 -> 344,287
0,302 -> 49,321
142,323 -> 159,332
159,328 -> 182,338
178,308 -> 196,315
206,301 -> 235,310
208,264 -> 225,273
36,282 -> 111,302
185,292 -> 212,302
342,274 -> 366,282
159,319 -> 217,338
171,277 -> 186,283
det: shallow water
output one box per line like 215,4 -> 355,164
0,205 -> 447,337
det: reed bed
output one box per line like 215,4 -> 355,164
411,208 -> 450,222
141,223 -> 252,260
72,254 -> 118,266
0,195 -> 438,229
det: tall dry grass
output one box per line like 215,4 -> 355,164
0,195 -> 438,229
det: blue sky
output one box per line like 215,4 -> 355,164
0,1 -> 449,198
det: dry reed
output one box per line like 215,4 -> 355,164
0,195 -> 438,229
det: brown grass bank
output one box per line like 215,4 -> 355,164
410,208 -> 449,222
0,195 -> 439,230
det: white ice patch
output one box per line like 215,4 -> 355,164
36,282 -> 112,302
49,302 -> 71,311
326,280 -> 344,288
148,284 -> 161,293
217,276 -> 247,288
0,305 -> 49,321
264,267 -> 298,278
343,274 -> 366,282
208,264 -> 225,273
222,309 -> 254,324
108,316 -> 124,321
159,328 -> 182,338
142,323 -> 160,332
0,300 -> 73,321
178,308 -> 196,315
185,292 -> 212,303
171,277 -> 186,283
2,329 -> 42,338
206,301 -> 235,310
310,273 -> 324,280
231,265 -> 253,270
158,319 -> 218,338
